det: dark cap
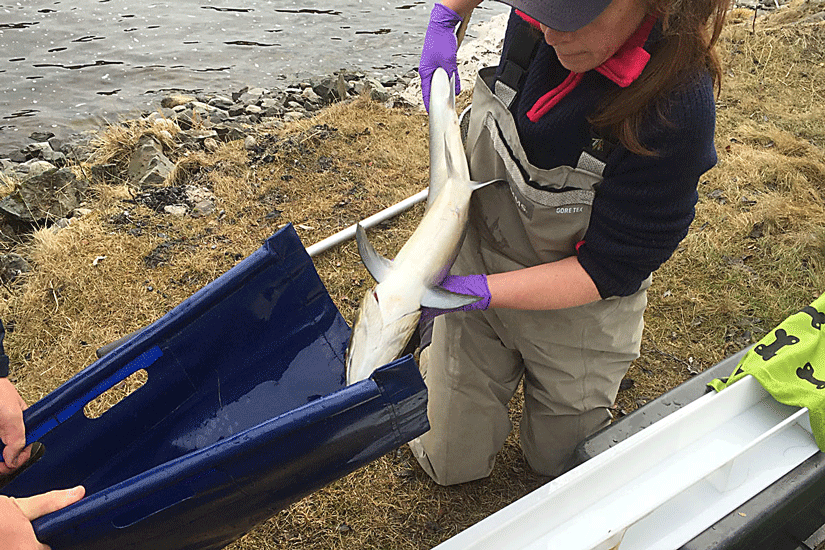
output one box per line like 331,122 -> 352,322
496,0 -> 612,32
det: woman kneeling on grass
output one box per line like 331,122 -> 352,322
412,0 -> 729,485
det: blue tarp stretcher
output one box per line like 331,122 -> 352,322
0,224 -> 429,550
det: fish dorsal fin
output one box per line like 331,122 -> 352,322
471,179 -> 498,192
420,285 -> 482,310
355,223 -> 393,283
430,178 -> 495,205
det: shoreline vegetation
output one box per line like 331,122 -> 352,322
1,2 -> 825,549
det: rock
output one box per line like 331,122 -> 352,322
172,110 -> 195,130
0,222 -> 18,243
244,135 -> 258,150
228,103 -> 247,117
40,148 -> 66,165
19,160 -> 57,179
127,135 -> 175,186
336,74 -> 349,100
311,76 -> 340,102
801,11 -> 825,23
172,103 -> 219,129
203,137 -> 219,152
156,129 -> 175,144
90,163 -> 119,182
191,200 -> 215,217
0,159 -> 16,177
47,136 -> 65,152
163,204 -> 188,216
283,111 -> 305,123
207,95 -> 234,110
301,87 -> 322,104
213,122 -> 248,142
21,142 -> 54,160
0,12 -> 511,186
0,253 -> 30,283
359,77 -> 390,103
178,129 -> 219,150
0,168 -> 84,224
152,118 -> 180,134
247,87 -> 269,97
185,185 -> 214,205
161,94 -> 197,109
231,86 -> 249,102
236,88 -> 267,106
260,98 -> 283,110
189,101 -> 219,116
259,118 -> 284,131
8,150 -> 27,164
260,97 -> 285,117
29,131 -> 55,142
245,104 -> 263,117
51,130 -> 95,162
208,109 -> 230,124
49,217 -> 72,233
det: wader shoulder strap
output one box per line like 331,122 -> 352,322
576,151 -> 606,177
494,20 -> 542,109
577,134 -> 618,178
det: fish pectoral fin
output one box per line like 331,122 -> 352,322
420,285 -> 482,310
356,223 -> 393,283
470,179 -> 499,192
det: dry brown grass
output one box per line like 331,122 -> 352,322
2,2 -> 825,548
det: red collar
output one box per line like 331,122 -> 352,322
516,11 -> 657,122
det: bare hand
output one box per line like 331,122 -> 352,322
0,378 -> 32,473
0,486 -> 85,550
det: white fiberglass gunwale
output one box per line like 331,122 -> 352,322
433,374 -> 818,550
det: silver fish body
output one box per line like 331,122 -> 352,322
345,67 -> 489,385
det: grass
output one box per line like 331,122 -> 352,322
1,2 -> 825,548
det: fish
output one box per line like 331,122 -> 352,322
345,67 -> 492,385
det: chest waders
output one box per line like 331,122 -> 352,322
410,66 -> 650,485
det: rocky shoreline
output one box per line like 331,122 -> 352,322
0,0 -> 807,169
0,58 -> 449,283
0,9 -> 509,262
0,0 -> 812,282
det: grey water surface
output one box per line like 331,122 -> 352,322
0,0 -> 507,153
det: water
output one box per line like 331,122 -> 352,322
0,0 -> 508,154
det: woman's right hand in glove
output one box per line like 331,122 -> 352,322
419,3 -> 464,110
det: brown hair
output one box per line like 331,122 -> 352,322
590,0 -> 732,155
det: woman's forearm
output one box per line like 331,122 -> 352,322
440,0 -> 483,19
486,256 -> 602,310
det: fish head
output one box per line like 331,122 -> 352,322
345,285 -> 421,385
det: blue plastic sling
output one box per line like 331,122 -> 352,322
0,224 -> 429,550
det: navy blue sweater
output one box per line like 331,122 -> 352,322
496,11 -> 717,298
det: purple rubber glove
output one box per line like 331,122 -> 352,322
420,3 -> 463,111
421,274 -> 491,322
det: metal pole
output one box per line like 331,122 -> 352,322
306,188 -> 429,257
95,189 -> 428,358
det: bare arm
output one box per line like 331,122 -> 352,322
487,256 -> 601,310
441,0 -> 483,19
